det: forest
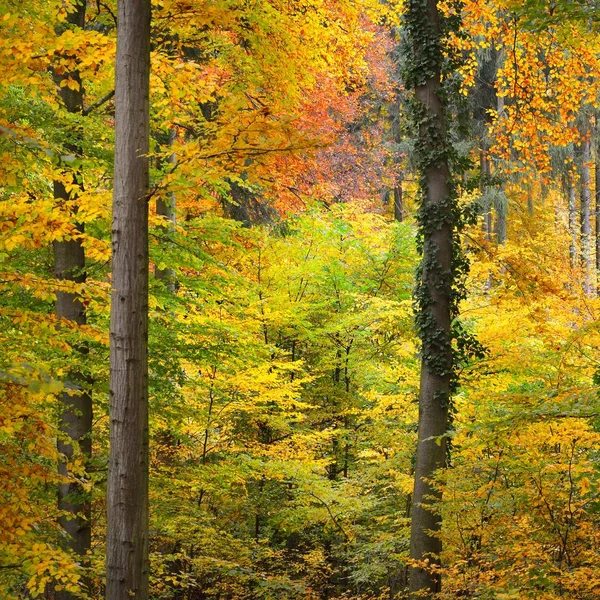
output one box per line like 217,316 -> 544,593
1,0 -> 600,599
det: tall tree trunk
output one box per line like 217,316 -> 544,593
391,87 -> 404,223
394,177 -> 404,222
527,187 -> 534,216
569,175 -> 578,268
406,0 -> 454,596
580,128 -> 592,295
155,129 -> 177,292
494,92 -> 507,244
473,49 -> 496,242
480,148 -> 492,240
52,3 -> 92,597
493,190 -> 507,245
565,128 -> 578,270
595,112 -> 600,292
106,1 -> 151,598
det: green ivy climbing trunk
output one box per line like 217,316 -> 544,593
106,0 -> 151,598
405,0 -> 455,596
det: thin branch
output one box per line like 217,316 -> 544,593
82,89 -> 115,116
0,125 -> 75,163
307,491 -> 350,541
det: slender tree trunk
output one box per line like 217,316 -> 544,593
480,148 -> 492,240
493,190 -> 507,244
155,129 -> 177,292
106,1 -> 151,598
52,3 -> 92,597
494,92 -> 507,244
540,178 -> 548,206
567,172 -> 578,268
565,130 -> 579,270
387,50 -> 405,223
595,112 -> 600,292
392,93 -> 404,223
581,129 -> 592,295
527,188 -> 534,216
394,178 -> 404,222
407,0 -> 454,596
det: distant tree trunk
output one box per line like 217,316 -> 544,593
394,177 -> 404,222
527,185 -> 535,216
580,127 -> 592,294
52,3 -> 92,597
225,178 -> 274,225
494,191 -> 507,244
386,46 -> 405,224
480,147 -> 492,240
595,112 -> 600,292
106,0 -> 151,598
391,89 -> 404,223
568,175 -> 577,268
540,178 -> 548,206
565,149 -> 578,269
494,93 -> 507,244
472,49 -> 496,241
406,0 -> 454,596
155,129 -> 177,292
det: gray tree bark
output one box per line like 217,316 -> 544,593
407,0 -> 453,596
106,0 -> 151,598
480,148 -> 492,240
568,173 -> 578,269
580,128 -> 592,294
394,177 -> 404,222
565,146 -> 578,269
473,50 -> 496,242
391,87 -> 404,223
595,112 -> 600,292
494,93 -> 507,244
52,3 -> 92,597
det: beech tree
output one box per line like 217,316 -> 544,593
52,2 -> 92,596
105,1 -> 151,598
595,111 -> 600,290
580,118 -> 592,294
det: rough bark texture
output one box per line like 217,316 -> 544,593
52,3 -> 92,597
408,0 -> 453,596
106,0 -> 151,598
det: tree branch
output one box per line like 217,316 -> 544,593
83,89 -> 115,116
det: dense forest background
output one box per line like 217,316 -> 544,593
1,0 -> 600,599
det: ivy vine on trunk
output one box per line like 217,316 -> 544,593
403,0 -> 481,596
